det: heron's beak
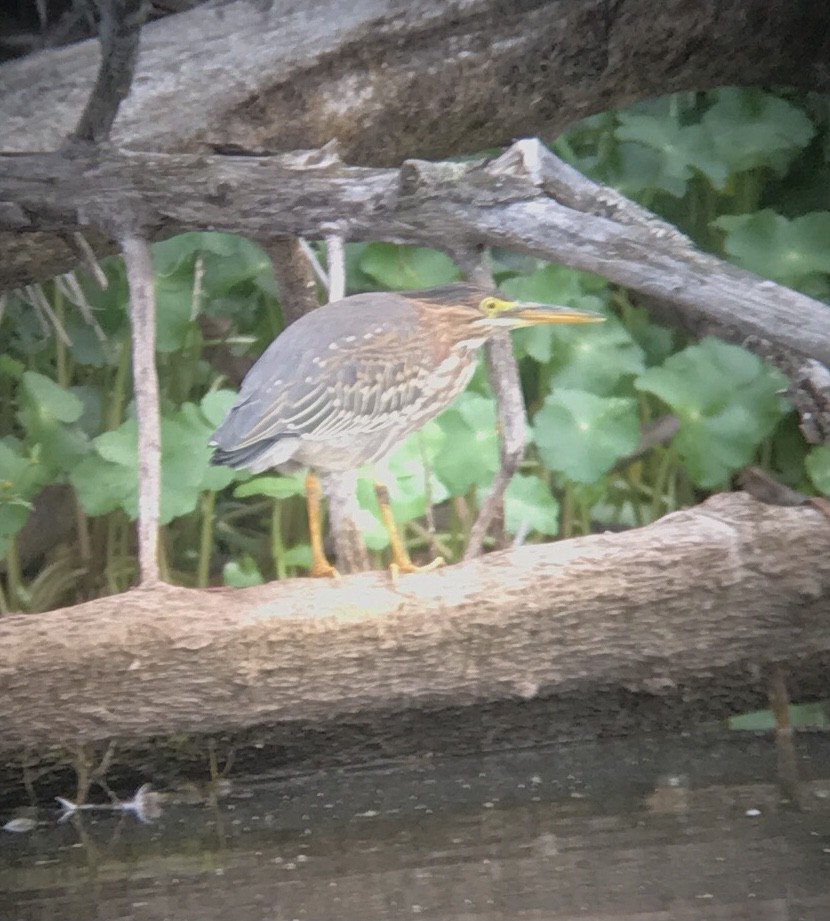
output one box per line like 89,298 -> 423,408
504,303 -> 606,327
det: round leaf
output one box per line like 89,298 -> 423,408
359,244 -> 460,290
533,390 -> 640,483
21,372 -> 83,423
504,473 -> 559,537
636,338 -> 788,487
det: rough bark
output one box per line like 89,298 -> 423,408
4,0 -> 828,159
1,494 -> 827,754
1,0 -> 829,288
3,141 -> 829,370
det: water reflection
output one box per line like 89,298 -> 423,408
1,733 -> 828,920
56,784 -> 164,825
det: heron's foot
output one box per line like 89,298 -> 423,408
374,481 -> 445,582
309,556 -> 341,580
389,555 -> 445,584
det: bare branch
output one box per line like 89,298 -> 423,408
68,232 -> 109,289
453,254 -> 528,560
326,235 -> 346,301
21,283 -> 72,346
297,239 -> 330,290
69,0 -> 145,145
2,142 -> 827,378
120,233 -> 161,587
54,272 -> 108,343
264,237 -> 321,327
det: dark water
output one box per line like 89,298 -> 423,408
2,733 -> 829,920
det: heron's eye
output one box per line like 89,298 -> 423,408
480,297 -> 500,316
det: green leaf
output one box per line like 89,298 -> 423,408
68,451 -> 137,518
805,444 -> 830,496
0,439 -> 52,508
504,473 -> 559,537
636,338 -> 788,487
74,259 -> 130,344
199,235 -> 272,296
432,393 -> 500,495
222,556 -> 265,588
21,372 -> 83,423
153,233 -> 274,353
0,501 -> 31,556
701,88 -> 815,181
0,355 -> 24,380
154,268 -> 197,353
359,244 -> 460,290
355,422 -> 449,548
63,316 -> 114,367
153,232 -> 209,275
729,702 -> 827,731
615,113 -> 699,197
94,424 -> 139,466
769,413 -> 810,488
546,318 -> 644,396
533,390 -> 640,484
714,210 -> 830,290
0,440 -> 32,487
160,405 -> 235,517
235,475 -> 305,500
72,402 -> 236,524
500,266 -> 641,394
199,390 -> 238,428
17,374 -> 91,474
622,303 -> 676,368
282,544 -> 312,569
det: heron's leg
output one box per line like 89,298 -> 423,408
305,472 -> 339,578
374,482 -> 444,577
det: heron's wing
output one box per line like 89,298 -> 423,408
210,309 -> 438,463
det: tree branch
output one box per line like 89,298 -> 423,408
120,234 -> 161,586
2,140 -> 828,377
456,256 -> 526,559
0,494 -> 827,753
69,0 -> 145,145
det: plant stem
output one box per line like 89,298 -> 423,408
54,285 -> 69,389
579,494 -> 591,535
271,499 -> 287,580
650,445 -> 677,521
561,483 -> 573,539
197,490 -> 216,588
5,534 -> 24,611
105,514 -> 119,594
108,339 -> 131,431
157,528 -> 171,583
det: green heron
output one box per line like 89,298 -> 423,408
210,283 -> 603,577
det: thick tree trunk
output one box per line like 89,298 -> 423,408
1,0 -> 829,288
1,494 -> 828,755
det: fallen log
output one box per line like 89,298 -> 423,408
0,493 -> 828,754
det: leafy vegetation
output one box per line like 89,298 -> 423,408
1,87 -> 828,613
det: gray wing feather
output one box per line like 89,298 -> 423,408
210,297 -> 439,470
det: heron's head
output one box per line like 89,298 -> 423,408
409,283 -> 605,344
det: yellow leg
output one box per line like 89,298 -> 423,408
305,472 -> 339,578
374,483 -> 444,578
